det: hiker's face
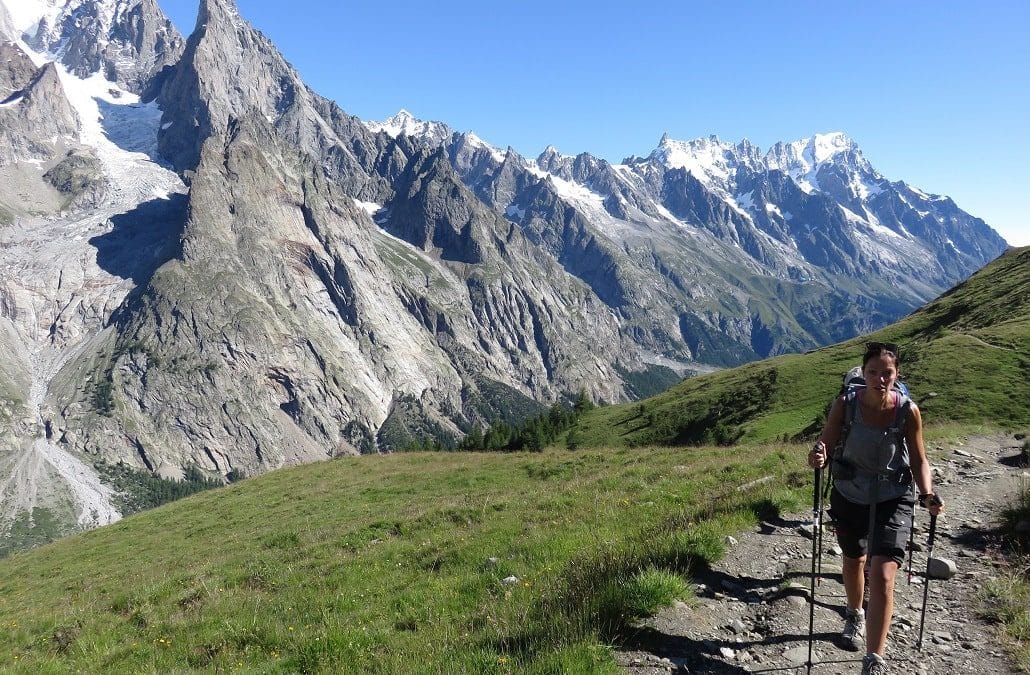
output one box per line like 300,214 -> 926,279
862,354 -> 897,392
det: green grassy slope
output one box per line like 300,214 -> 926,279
573,246 -> 1030,448
0,444 -> 806,673
1,249 -> 1024,672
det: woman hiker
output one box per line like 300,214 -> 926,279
808,342 -> 945,674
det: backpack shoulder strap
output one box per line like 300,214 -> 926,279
839,387 -> 861,447
890,392 -> 912,441
888,392 -> 915,478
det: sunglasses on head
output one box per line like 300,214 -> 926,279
865,341 -> 899,357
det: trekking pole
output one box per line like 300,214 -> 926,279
907,509 -> 916,584
916,513 -> 938,651
816,503 -> 824,586
807,467 -> 822,673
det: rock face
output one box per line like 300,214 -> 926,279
0,0 -> 1011,552
0,3 -> 14,40
33,0 -> 625,478
23,0 -> 185,95
0,44 -> 80,166
377,117 -> 1007,366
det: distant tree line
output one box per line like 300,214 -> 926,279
96,461 -> 244,514
403,390 -> 595,453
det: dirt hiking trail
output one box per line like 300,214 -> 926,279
615,433 -> 1028,674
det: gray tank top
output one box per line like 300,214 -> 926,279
833,394 -> 913,505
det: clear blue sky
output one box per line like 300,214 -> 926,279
158,0 -> 1030,246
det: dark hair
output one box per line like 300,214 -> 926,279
863,341 -> 900,367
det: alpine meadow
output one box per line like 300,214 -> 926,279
0,249 -> 1026,670
1,0 -> 1029,673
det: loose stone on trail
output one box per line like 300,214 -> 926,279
783,645 -> 812,665
928,557 -> 958,580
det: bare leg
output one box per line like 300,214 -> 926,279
866,555 -> 899,655
842,554 -> 867,611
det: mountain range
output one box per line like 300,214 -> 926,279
0,0 -> 1008,551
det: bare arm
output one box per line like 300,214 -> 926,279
905,403 -> 943,514
808,396 -> 845,468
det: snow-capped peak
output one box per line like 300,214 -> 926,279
365,110 -> 510,163
366,109 -> 452,144
646,133 -> 760,191
5,0 -> 138,59
538,144 -> 569,159
765,132 -> 859,173
764,132 -> 874,194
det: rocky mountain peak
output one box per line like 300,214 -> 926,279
765,132 -> 864,173
644,133 -> 762,191
156,0 -> 305,172
366,109 -> 454,146
763,132 -> 877,198
7,0 -> 183,94
0,41 -> 38,96
196,0 -> 243,27
0,52 -> 80,165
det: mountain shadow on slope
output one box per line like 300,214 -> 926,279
90,194 -> 186,284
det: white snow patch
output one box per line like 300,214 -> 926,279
354,200 -> 383,216
845,205 -> 904,241
736,190 -> 756,211
465,131 -> 507,163
653,136 -> 742,193
794,175 -> 819,194
52,66 -> 182,206
504,204 -> 525,220
547,173 -> 605,207
851,175 -> 884,200
809,132 -> 851,164
3,0 -> 60,36
723,196 -> 753,221
765,203 -> 783,217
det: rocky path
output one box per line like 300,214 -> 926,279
615,434 -> 1028,674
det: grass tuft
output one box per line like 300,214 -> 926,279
981,564 -> 1030,672
979,470 -> 1030,672
612,566 -> 691,618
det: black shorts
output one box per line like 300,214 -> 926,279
828,488 -> 914,566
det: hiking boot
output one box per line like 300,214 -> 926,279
841,607 -> 865,651
861,653 -> 888,674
